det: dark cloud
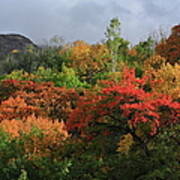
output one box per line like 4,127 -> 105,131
0,0 -> 179,45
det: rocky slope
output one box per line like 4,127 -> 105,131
0,34 -> 37,56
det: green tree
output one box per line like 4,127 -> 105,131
105,18 -> 129,72
134,36 -> 155,62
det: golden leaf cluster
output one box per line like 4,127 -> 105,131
117,133 -> 134,155
144,55 -> 167,71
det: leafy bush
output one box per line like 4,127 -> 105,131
34,65 -> 89,88
3,65 -> 89,89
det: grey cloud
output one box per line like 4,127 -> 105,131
0,0 -> 179,45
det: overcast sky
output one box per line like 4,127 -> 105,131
0,0 -> 179,45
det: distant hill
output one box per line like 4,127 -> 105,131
0,34 -> 37,56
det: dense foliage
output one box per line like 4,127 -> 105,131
155,25 -> 180,65
0,19 -> 179,179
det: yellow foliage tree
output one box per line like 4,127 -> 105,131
150,63 -> 180,100
63,40 -> 110,82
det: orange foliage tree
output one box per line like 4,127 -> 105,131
0,96 -> 41,121
0,80 -> 79,122
0,114 -> 68,158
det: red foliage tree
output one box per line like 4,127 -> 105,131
67,68 -> 180,137
156,25 -> 180,64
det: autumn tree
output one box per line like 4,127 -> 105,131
67,40 -> 110,83
156,25 -> 180,64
